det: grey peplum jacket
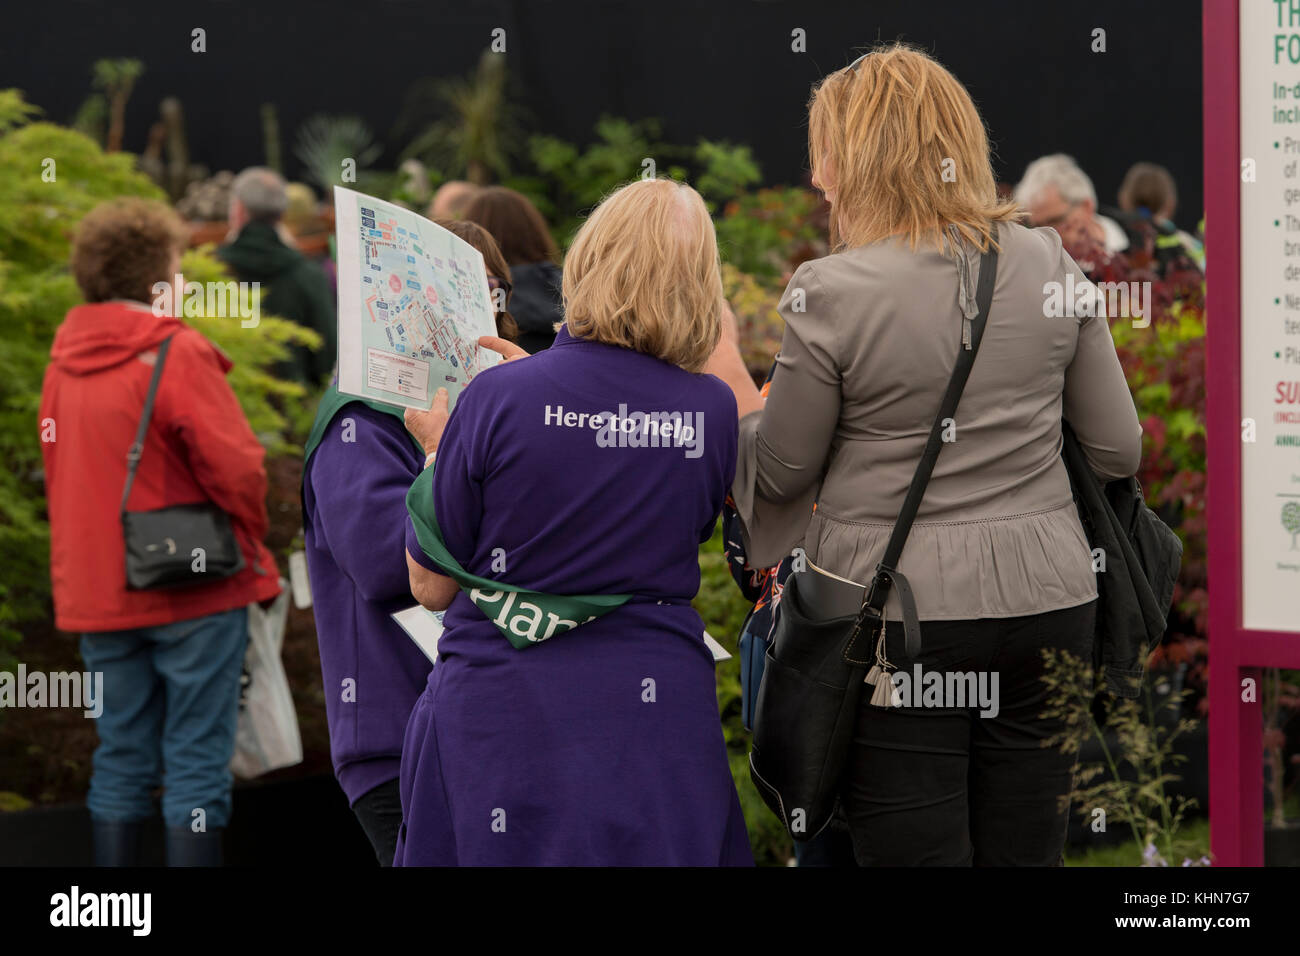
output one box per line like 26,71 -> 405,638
730,220 -> 1144,623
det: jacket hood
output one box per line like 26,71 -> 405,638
49,301 -> 224,376
218,221 -> 304,281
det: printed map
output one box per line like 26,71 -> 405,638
334,186 -> 499,410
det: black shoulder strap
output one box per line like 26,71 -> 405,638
120,335 -> 174,515
862,226 -> 1000,653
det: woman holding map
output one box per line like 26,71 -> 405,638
398,178 -> 753,866
303,220 -> 518,866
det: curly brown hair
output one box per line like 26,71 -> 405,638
71,198 -> 186,304
434,218 -> 519,343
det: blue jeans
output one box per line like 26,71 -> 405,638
79,607 -> 248,828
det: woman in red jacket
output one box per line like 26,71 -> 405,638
39,198 -> 281,866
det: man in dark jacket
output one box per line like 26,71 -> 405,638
218,167 -> 336,383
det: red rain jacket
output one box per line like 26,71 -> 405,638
39,301 -> 281,632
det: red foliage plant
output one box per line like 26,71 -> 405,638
1062,226 -> 1208,708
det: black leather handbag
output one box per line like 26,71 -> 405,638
121,336 -> 246,590
748,229 -> 1000,841
1060,421 -> 1182,697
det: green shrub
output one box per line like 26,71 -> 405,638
693,139 -> 761,211
527,117 -> 687,246
714,187 -> 821,278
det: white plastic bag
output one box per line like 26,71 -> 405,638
230,583 -> 303,779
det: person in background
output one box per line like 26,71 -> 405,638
40,198 -> 281,867
1015,153 -> 1130,255
462,186 -> 564,353
398,178 -> 751,866
428,180 -> 482,220
282,182 -> 321,238
1114,161 -> 1205,275
302,220 -> 517,865
218,167 -> 337,384
439,219 -> 520,345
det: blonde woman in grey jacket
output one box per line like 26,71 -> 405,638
706,44 -> 1142,866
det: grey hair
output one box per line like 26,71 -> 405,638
1013,154 -> 1098,209
231,167 -> 289,222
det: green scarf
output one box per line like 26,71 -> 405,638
303,383 -> 424,467
405,469 -> 630,649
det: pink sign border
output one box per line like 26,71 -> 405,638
1205,0 -> 1300,868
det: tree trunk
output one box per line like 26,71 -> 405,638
106,94 -> 126,153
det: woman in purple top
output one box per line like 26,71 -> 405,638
303,401 -> 431,850
398,179 -> 752,866
303,221 -> 520,865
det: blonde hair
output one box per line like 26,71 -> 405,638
808,44 -> 1019,252
563,178 -> 722,373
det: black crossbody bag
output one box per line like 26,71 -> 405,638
748,229 -> 1000,841
121,336 -> 246,590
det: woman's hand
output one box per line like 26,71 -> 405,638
479,335 -> 530,363
404,388 -> 450,455
407,549 -> 459,611
405,337 -> 525,456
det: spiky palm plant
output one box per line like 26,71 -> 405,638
399,51 -> 518,185
293,114 -> 382,192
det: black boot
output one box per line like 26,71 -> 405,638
92,819 -> 144,867
165,826 -> 224,867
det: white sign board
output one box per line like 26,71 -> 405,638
1240,0 -> 1300,631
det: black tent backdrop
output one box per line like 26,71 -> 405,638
0,0 -> 1205,224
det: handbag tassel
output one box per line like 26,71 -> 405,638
870,672 -> 899,708
865,620 -> 897,707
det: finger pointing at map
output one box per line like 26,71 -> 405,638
477,335 -> 530,363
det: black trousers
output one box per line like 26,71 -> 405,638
839,601 -> 1095,866
352,778 -> 404,866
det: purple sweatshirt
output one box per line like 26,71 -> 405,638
303,403 -> 432,805
396,326 -> 752,865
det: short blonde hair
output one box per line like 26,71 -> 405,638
809,44 -> 1019,252
563,178 -> 722,373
